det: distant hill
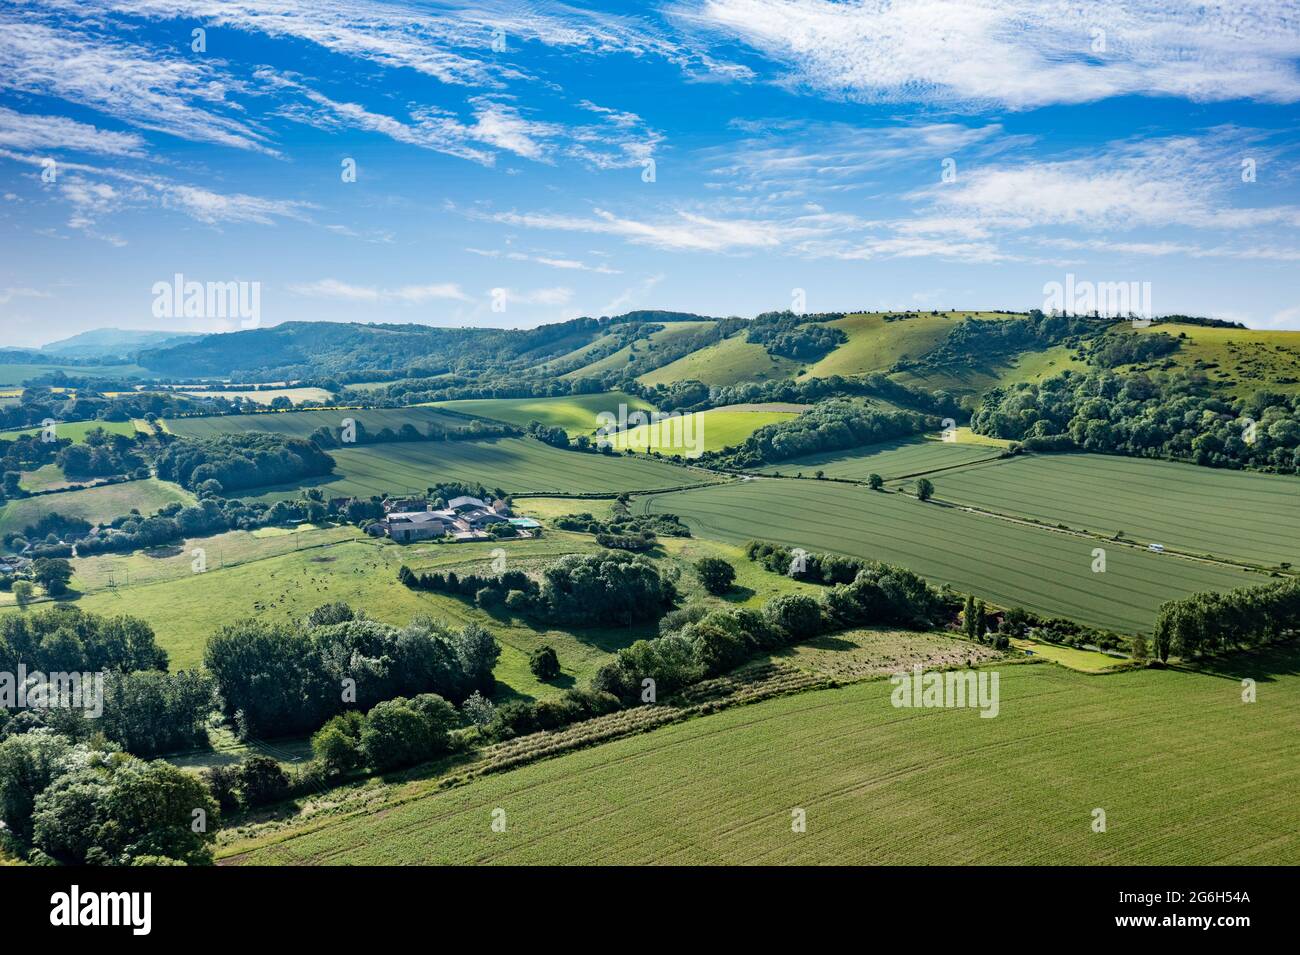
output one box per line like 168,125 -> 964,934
137,312 -> 718,380
41,328 -> 204,360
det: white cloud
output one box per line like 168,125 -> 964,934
0,287 -> 50,306
484,207 -> 800,252
681,0 -> 1300,109
494,286 -> 574,307
468,247 -> 622,274
0,106 -> 147,157
288,279 -> 470,302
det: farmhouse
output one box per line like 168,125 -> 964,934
368,497 -> 526,543
376,511 -> 448,542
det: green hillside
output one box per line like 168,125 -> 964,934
1130,323 -> 1300,395
563,321 -> 716,380
638,330 -> 800,387
430,392 -> 655,433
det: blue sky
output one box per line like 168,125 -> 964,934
1,0 -> 1299,348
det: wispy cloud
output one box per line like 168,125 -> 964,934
481,207 -> 802,252
466,247 -> 622,274
910,132 -> 1300,232
680,0 -> 1300,109
0,15 -> 275,153
0,149 -> 314,238
287,279 -> 470,303
0,106 -> 147,158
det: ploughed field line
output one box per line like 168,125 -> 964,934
889,452 -> 1300,569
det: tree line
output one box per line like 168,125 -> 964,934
1153,579 -> 1300,661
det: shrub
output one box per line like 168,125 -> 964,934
529,645 -> 561,681
311,711 -> 365,775
359,694 -> 457,772
694,557 -> 736,595
236,755 -> 291,808
763,594 -> 825,641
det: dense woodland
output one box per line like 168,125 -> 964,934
973,370 -> 1300,471
703,401 -> 934,470
155,433 -> 336,492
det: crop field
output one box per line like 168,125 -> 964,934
609,406 -> 800,456
562,322 -> 716,380
176,387 -> 333,405
431,391 -> 654,433
164,406 -> 473,440
0,418 -> 139,442
242,437 -> 715,501
637,478 -> 1252,632
757,436 -> 1005,481
0,478 -> 193,538
922,452 -> 1300,567
222,645 -> 1300,864
638,330 -> 800,388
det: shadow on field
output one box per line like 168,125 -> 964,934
1174,639 -> 1300,684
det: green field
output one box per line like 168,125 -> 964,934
0,478 -> 193,537
924,453 -> 1300,567
164,406 -> 474,440
222,645 -> 1300,864
18,464 -> 73,493
0,362 -> 152,386
610,406 -> 800,457
242,437 -> 714,501
0,418 -> 139,442
29,527 -> 816,680
638,331 -> 800,388
757,436 -> 1005,481
637,478 -> 1252,633
1011,638 -> 1127,673
430,392 -> 655,434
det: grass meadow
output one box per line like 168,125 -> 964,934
0,478 -> 193,538
0,418 -> 139,442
